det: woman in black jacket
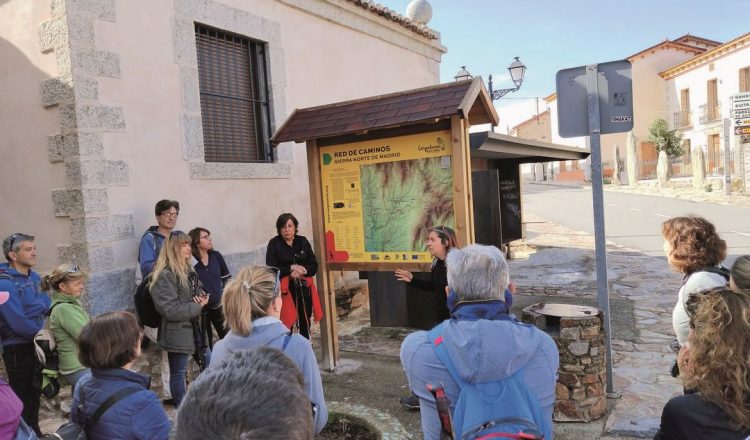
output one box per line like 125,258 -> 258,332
394,225 -> 459,410
395,226 -> 459,324
266,213 -> 319,339
654,288 -> 750,440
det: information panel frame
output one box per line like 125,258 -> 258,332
319,129 -> 457,269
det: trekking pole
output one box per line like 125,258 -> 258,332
428,384 -> 454,440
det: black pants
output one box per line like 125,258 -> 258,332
2,343 -> 42,436
204,306 -> 227,349
291,279 -> 313,340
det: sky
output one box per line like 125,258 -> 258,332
379,0 -> 749,132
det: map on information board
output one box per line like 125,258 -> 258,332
320,130 -> 455,264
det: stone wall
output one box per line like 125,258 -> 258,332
522,306 -> 607,422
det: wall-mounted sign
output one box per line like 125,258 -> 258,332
735,126 -> 750,135
319,130 -> 455,264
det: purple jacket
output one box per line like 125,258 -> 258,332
0,378 -> 23,439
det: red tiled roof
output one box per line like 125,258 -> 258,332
660,32 -> 750,79
627,39 -> 706,61
272,78 -> 498,144
345,0 -> 438,39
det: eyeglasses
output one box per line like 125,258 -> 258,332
161,211 -> 179,218
199,234 -> 211,240
67,263 -> 80,273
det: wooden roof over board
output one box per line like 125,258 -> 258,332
271,78 -> 499,144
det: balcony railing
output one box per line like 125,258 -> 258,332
699,102 -> 721,124
673,110 -> 692,129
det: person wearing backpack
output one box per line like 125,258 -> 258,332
40,264 -> 90,391
400,244 -> 559,440
0,233 -> 50,437
69,311 -> 170,440
661,217 -> 728,350
150,233 -> 208,408
138,199 -> 182,405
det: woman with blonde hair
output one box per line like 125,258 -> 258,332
211,265 -> 328,434
40,263 -> 90,389
150,233 -> 208,408
654,288 -> 750,439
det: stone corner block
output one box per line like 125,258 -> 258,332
51,188 -> 109,217
70,214 -> 135,242
74,49 -> 121,78
38,19 -> 63,53
40,77 -> 74,108
76,104 -> 126,131
66,160 -> 129,187
84,267 -> 136,316
48,132 -> 104,163
57,242 -> 113,272
71,0 -> 117,22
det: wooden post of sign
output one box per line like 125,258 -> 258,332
306,139 -> 338,371
462,120 -> 476,244
450,115 -> 473,247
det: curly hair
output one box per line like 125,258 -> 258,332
685,288 -> 750,429
662,216 -> 726,275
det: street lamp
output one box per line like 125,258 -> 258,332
453,66 -> 472,82
488,57 -> 526,100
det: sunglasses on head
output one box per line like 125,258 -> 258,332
241,266 -> 281,298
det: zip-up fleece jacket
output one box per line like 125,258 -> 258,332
211,317 -> 328,434
49,291 -> 90,374
0,263 -> 50,346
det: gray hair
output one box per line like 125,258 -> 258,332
446,244 -> 509,302
3,233 -> 34,262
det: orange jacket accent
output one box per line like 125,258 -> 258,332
279,276 -> 324,330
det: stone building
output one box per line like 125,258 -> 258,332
0,0 -> 445,313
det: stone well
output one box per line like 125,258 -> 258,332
522,303 -> 607,422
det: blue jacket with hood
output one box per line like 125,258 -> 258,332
138,227 -> 183,278
71,368 -> 170,440
401,313 -> 559,440
211,317 -> 328,434
0,263 -> 50,346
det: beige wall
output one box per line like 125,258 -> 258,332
104,0 -> 442,268
0,1 -> 69,271
0,0 -> 444,283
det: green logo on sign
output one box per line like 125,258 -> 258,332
323,153 -> 332,165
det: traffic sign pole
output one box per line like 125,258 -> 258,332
724,117 -> 731,195
586,64 -> 614,395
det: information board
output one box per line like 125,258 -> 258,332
319,130 -> 455,263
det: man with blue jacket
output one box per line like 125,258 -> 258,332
400,244 -> 559,440
0,233 -> 50,436
138,199 -> 181,406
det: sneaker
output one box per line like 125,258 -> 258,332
400,394 -> 420,410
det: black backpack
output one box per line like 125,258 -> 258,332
134,274 -> 161,328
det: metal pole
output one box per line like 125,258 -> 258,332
724,116 -> 731,195
586,64 -> 614,394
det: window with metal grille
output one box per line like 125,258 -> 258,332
195,24 -> 272,162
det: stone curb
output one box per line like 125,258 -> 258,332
327,401 -> 413,440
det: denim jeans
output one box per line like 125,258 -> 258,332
2,343 -> 42,436
62,368 -> 91,392
167,352 -> 190,407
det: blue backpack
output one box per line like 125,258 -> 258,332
427,323 -> 547,440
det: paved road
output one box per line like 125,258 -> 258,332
522,182 -> 750,262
